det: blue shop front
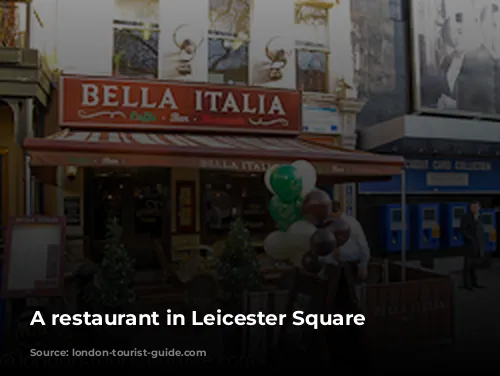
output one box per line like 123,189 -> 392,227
357,158 -> 500,258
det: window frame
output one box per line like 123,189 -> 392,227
200,170 -> 274,245
112,1 -> 161,79
207,0 -> 252,85
294,3 -> 331,93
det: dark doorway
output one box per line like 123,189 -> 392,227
84,168 -> 171,270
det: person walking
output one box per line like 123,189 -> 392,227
460,200 -> 486,291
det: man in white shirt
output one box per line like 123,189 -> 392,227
320,201 -> 371,279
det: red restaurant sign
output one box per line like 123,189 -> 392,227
59,75 -> 301,134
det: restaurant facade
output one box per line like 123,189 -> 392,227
24,74 -> 402,270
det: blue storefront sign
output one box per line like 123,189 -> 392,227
301,95 -> 340,135
360,158 -> 500,194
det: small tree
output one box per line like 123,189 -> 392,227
86,218 -> 135,311
217,218 -> 261,302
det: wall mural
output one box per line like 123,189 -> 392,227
350,0 -> 408,127
208,0 -> 251,85
295,4 -> 330,93
112,0 -> 159,78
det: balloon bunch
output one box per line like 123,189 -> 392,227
263,160 -> 317,261
293,189 -> 351,274
262,160 -> 351,271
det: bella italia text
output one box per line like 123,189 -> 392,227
31,310 -> 365,330
81,84 -> 287,115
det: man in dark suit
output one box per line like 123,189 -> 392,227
460,200 -> 486,291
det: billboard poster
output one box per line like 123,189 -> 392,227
412,0 -> 500,118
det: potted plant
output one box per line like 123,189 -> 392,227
217,218 -> 262,355
85,218 -> 135,347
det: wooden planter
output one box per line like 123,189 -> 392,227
241,262 -> 455,361
359,262 -> 455,350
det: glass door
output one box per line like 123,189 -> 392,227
130,180 -> 169,270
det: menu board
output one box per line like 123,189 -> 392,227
2,216 -> 65,298
176,181 -> 196,233
64,196 -> 81,226
242,194 -> 267,231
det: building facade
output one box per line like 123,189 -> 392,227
353,0 -> 500,258
25,0 -> 367,226
0,1 -> 53,243
17,0 -> 404,266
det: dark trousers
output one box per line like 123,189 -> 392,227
463,255 -> 479,288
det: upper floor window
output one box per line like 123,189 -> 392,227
0,2 -> 22,47
208,0 -> 251,85
112,0 -> 159,78
295,4 -> 330,92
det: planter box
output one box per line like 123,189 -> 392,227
359,263 -> 455,350
241,262 -> 455,360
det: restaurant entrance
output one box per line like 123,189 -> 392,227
84,168 -> 171,270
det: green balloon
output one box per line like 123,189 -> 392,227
269,196 -> 302,232
270,165 -> 302,203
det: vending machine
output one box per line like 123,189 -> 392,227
380,204 -> 410,253
412,204 -> 440,250
441,203 -> 468,248
479,209 -> 497,253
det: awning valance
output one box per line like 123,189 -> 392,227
25,130 -> 404,180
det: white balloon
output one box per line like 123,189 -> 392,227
292,160 -> 317,197
264,164 -> 279,194
286,220 -> 317,259
264,231 -> 290,260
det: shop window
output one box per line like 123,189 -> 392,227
201,171 -> 273,243
295,3 -> 330,92
112,0 -> 159,78
208,0 -> 251,85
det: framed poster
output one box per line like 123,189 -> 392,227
176,181 -> 196,234
1,216 -> 66,298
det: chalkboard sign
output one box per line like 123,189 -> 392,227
64,196 -> 81,226
274,266 -> 340,363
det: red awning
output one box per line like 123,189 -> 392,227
25,130 -> 403,180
